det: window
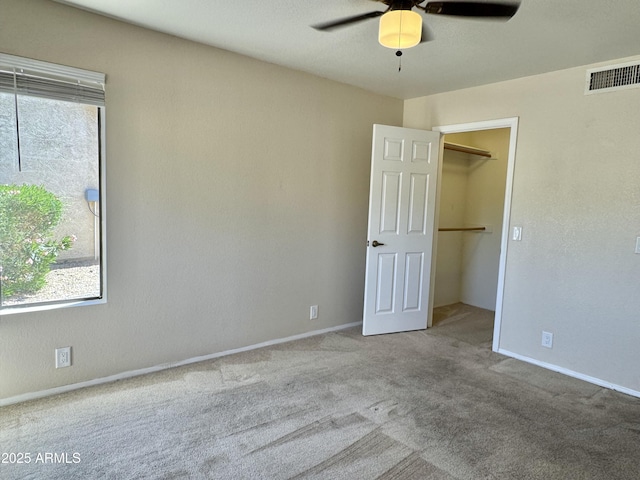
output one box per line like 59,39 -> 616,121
0,53 -> 105,312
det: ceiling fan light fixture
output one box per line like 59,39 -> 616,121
378,10 -> 422,49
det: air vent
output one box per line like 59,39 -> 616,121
585,61 -> 640,95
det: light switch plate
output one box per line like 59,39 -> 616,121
512,226 -> 522,241
635,237 -> 640,254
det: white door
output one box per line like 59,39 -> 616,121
363,124 -> 440,336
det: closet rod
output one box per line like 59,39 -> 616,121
438,227 -> 486,232
443,142 -> 492,158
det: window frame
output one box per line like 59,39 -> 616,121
0,53 -> 107,314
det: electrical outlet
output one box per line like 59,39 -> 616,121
541,331 -> 553,349
310,305 -> 318,320
55,347 -> 71,368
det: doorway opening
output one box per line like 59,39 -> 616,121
431,118 -> 519,352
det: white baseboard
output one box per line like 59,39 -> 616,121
0,321 -> 363,407
497,348 -> 640,399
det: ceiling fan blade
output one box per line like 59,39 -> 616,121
312,11 -> 385,31
423,1 -> 519,18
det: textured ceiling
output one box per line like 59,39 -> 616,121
53,0 -> 640,99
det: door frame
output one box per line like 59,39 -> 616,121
432,117 -> 519,352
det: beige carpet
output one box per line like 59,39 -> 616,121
2,303 -> 639,479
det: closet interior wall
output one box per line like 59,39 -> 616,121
434,128 -> 510,310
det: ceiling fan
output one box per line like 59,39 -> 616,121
313,1 -> 520,51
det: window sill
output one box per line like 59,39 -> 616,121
0,297 -> 106,316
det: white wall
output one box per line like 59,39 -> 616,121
405,56 -> 640,394
0,0 -> 403,401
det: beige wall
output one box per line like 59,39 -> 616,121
3,0 -> 639,401
433,148 -> 468,306
458,129 -> 509,310
435,129 -> 509,310
0,0 -> 403,400
405,56 -> 640,393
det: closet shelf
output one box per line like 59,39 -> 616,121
444,142 -> 492,158
438,226 -> 486,232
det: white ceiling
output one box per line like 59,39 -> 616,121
53,0 -> 640,99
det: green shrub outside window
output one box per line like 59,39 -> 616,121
0,184 -> 75,298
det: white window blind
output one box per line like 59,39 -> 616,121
0,53 -> 105,106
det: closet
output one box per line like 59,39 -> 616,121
434,128 -> 510,312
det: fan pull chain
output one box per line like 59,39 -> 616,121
396,50 -> 402,72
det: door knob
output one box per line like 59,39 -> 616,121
372,240 -> 385,247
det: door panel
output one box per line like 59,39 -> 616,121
363,124 -> 440,336
380,172 -> 401,233
403,252 -> 424,311
408,173 -> 429,234
375,253 -> 397,314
